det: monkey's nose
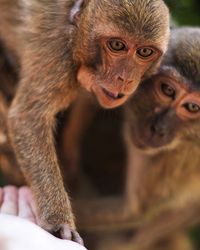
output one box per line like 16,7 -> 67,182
117,76 -> 133,84
150,123 -> 167,138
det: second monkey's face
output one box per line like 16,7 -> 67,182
126,71 -> 200,151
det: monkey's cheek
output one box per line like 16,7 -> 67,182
92,84 -> 128,109
77,67 -> 93,92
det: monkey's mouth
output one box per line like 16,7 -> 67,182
92,84 -> 128,109
102,87 -> 125,100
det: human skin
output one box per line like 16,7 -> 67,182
0,186 -> 87,250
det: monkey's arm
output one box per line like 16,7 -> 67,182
73,197 -> 142,232
125,203 -> 200,249
7,58 -> 83,242
74,195 -> 200,240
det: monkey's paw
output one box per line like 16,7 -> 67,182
40,219 -> 84,245
54,224 -> 84,246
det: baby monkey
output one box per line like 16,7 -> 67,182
0,0 -> 169,242
73,27 -> 200,249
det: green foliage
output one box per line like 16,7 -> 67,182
165,0 -> 200,25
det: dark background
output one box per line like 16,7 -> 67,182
165,0 -> 200,25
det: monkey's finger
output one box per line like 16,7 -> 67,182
71,230 -> 84,246
0,185 -> 18,215
59,224 -> 84,245
18,186 -> 37,224
59,224 -> 72,240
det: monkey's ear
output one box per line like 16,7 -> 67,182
69,0 -> 86,25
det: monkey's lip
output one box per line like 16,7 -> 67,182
92,84 -> 128,108
101,87 -> 125,100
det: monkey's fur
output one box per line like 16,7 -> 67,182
0,0 -> 169,241
66,28 -> 200,249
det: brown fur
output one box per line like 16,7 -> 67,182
70,28 -> 200,249
0,0 -> 169,240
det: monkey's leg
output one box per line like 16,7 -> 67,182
60,93 -> 98,192
74,196 -> 141,232
153,233 -> 193,250
0,92 -> 24,185
122,204 -> 200,250
0,92 -> 8,147
124,126 -> 149,216
96,232 -> 193,250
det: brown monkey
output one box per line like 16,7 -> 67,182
0,0 -> 170,242
71,27 -> 200,249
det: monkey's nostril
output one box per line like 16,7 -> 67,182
118,76 -> 132,84
118,76 -> 124,82
151,124 -> 166,138
118,93 -> 125,98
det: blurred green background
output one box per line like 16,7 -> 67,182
165,0 -> 200,25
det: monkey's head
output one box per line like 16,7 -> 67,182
126,28 -> 200,151
71,0 -> 169,109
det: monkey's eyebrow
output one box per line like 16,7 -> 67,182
158,66 -> 188,85
158,66 -> 179,77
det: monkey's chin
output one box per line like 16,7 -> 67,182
92,84 -> 128,109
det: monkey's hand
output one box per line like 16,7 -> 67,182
38,194 -> 84,245
39,212 -> 84,245
54,223 -> 84,245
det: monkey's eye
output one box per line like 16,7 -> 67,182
136,47 -> 154,59
160,83 -> 175,99
183,102 -> 200,113
107,39 -> 126,52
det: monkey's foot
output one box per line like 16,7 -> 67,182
53,224 -> 84,246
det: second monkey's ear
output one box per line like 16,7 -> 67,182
69,0 -> 86,25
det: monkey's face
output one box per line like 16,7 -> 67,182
73,0 -> 169,109
77,36 -> 162,109
127,73 -> 200,151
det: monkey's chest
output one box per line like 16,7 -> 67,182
137,159 -> 200,214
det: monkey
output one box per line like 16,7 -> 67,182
0,0 -> 170,242
65,27 -> 200,249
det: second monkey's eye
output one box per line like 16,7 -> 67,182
136,47 -> 154,59
183,102 -> 200,113
107,39 -> 126,52
160,83 -> 175,99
